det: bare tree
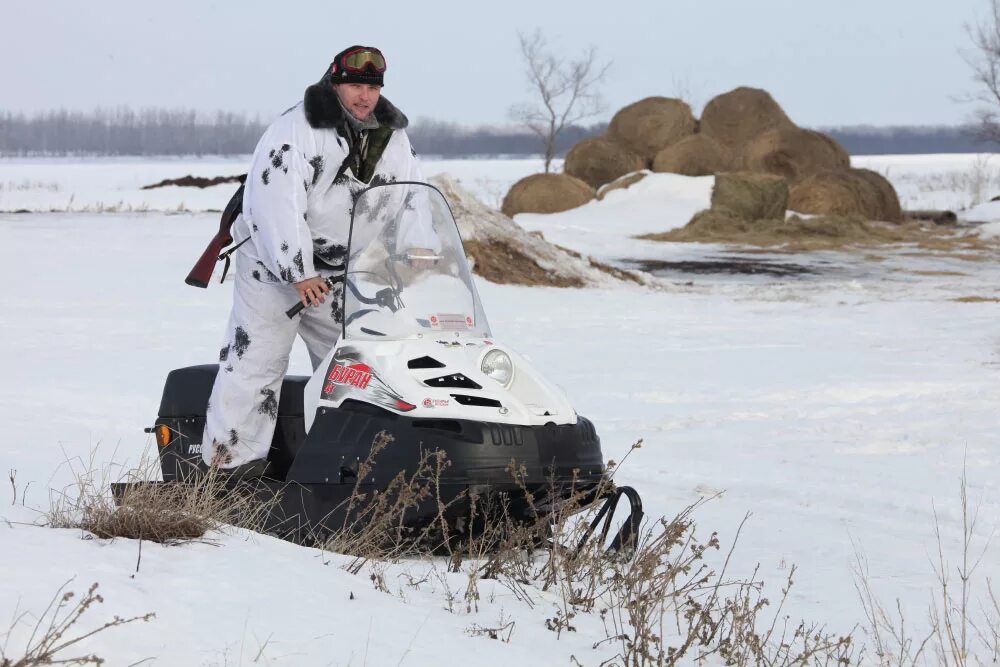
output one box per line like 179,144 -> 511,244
508,30 -> 611,172
964,0 -> 1000,143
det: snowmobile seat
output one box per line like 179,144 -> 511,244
154,365 -> 310,481
158,365 -> 309,417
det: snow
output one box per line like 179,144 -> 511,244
853,152 -> 1000,214
514,172 -> 714,264
960,199 -> 1000,224
0,156 -> 556,214
2,155 -> 1000,665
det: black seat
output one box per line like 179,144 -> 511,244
158,364 -> 310,417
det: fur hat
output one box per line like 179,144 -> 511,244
328,45 -> 386,87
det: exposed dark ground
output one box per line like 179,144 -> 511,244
624,256 -> 820,277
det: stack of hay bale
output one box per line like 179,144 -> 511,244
503,96 -> 699,217
502,86 -> 903,230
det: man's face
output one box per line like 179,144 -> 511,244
335,83 -> 382,120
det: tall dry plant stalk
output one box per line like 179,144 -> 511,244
320,431 -> 465,573
0,580 -> 153,666
852,465 -> 998,666
324,436 -> 857,665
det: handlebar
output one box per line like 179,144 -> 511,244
285,275 -> 345,319
285,274 -> 400,320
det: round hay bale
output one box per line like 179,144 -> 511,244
711,172 -> 789,221
741,127 -> 850,183
501,173 -> 594,217
596,170 -> 649,200
652,135 -> 733,176
564,137 -> 645,189
700,87 -> 795,149
851,168 -> 903,222
789,169 -> 902,222
607,97 -> 697,163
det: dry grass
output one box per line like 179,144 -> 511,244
0,180 -> 60,193
37,435 -> 1000,665
953,295 -> 1000,303
46,452 -> 278,543
852,467 -> 1000,666
320,440 -> 858,665
911,155 -> 1000,210
642,211 -> 1000,253
319,432 -> 463,572
0,581 -> 153,666
908,270 -> 969,277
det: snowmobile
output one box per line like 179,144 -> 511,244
119,181 -> 642,549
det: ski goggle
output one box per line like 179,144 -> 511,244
339,48 -> 386,74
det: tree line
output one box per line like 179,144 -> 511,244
0,107 -> 993,157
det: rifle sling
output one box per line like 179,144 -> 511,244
218,237 -> 250,284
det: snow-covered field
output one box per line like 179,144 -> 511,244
2,155 -> 1000,665
0,156 -> 553,214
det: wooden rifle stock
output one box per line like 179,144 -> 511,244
185,177 -> 246,288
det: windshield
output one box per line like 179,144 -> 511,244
342,182 -> 491,341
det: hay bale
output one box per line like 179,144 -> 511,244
851,168 -> 903,222
711,172 -> 789,221
607,97 -> 697,163
564,137 -> 646,189
652,135 -> 733,176
596,170 -> 649,200
501,173 -> 594,217
700,87 -> 795,149
789,169 -> 902,222
741,128 -> 850,183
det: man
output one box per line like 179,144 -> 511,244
202,45 -> 428,476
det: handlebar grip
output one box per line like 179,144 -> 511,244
286,274 -> 345,319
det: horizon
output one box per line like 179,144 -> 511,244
0,106 -> 990,133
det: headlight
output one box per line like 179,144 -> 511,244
481,349 -> 513,387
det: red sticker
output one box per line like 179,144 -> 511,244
326,363 -> 373,391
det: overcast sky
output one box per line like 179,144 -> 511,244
1,0 -> 989,128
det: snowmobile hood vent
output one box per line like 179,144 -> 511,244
407,356 -> 446,369
424,374 -> 482,390
450,394 -> 502,408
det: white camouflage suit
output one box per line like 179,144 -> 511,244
203,77 -> 429,468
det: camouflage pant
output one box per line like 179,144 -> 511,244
202,252 -> 343,468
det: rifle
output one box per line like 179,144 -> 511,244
185,175 -> 247,288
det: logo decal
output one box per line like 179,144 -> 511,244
324,362 -> 373,393
321,347 -> 416,413
422,398 -> 449,408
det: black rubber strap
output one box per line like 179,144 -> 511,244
217,237 -> 250,283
